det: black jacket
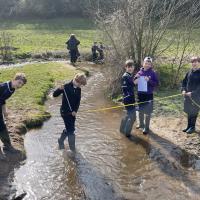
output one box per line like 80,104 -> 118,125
182,68 -> 200,114
0,81 -> 15,106
121,72 -> 135,107
53,81 -> 81,115
66,38 -> 80,50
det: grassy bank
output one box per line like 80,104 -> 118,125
0,18 -> 98,58
0,62 -> 78,128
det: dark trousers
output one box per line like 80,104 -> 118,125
138,93 -> 153,129
60,114 -> 76,151
0,110 -> 11,147
139,112 -> 151,129
186,113 -> 198,129
70,50 -> 78,63
92,52 -> 98,62
120,107 -> 136,136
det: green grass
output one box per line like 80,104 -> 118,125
158,28 -> 200,57
0,62 -> 78,127
0,18 -> 98,55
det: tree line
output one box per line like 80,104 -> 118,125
0,0 -> 117,18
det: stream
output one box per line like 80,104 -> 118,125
10,67 -> 200,200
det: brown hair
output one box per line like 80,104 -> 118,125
191,56 -> 200,63
125,59 -> 134,67
74,73 -> 87,86
14,73 -> 27,84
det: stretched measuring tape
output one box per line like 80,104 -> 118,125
27,93 -> 184,118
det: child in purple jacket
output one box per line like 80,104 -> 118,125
134,57 -> 159,134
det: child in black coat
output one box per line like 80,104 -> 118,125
53,73 -> 87,151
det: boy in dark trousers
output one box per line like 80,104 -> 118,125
182,57 -> 200,134
120,60 -> 136,137
134,57 -> 159,134
53,73 -> 87,151
97,42 -> 105,62
91,42 -> 98,63
0,73 -> 27,152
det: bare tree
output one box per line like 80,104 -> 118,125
88,0 -> 200,95
0,32 -> 15,63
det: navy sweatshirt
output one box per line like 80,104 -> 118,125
53,81 -> 81,115
121,72 -> 135,109
0,81 -> 15,106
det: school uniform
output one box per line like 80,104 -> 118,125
91,44 -> 98,62
135,68 -> 159,133
182,68 -> 200,133
120,72 -> 136,136
53,80 -> 81,151
66,38 -> 80,64
0,81 -> 15,147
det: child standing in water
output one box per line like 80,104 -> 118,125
134,57 -> 159,134
120,60 -> 136,137
53,73 -> 87,152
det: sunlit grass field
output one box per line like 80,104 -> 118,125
0,18 -> 98,55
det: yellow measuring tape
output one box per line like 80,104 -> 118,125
190,96 -> 200,109
27,93 -> 183,118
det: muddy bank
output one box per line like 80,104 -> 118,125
151,116 -> 200,167
0,51 -> 92,66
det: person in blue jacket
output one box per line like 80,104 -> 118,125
53,73 -> 87,152
0,73 -> 27,152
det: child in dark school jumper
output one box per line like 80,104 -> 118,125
0,73 -> 27,153
120,59 -> 136,137
53,73 -> 87,152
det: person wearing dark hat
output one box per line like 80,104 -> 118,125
134,57 -> 159,134
53,73 -> 87,152
0,73 -> 27,153
66,34 -> 80,65
120,59 -> 136,137
182,57 -> 200,134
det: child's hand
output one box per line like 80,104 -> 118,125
134,79 -> 138,84
72,111 -> 77,117
135,74 -> 140,78
182,91 -> 186,96
144,76 -> 150,81
59,85 -> 64,90
185,92 -> 192,97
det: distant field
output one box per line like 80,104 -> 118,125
0,18 -> 98,55
156,28 -> 200,57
